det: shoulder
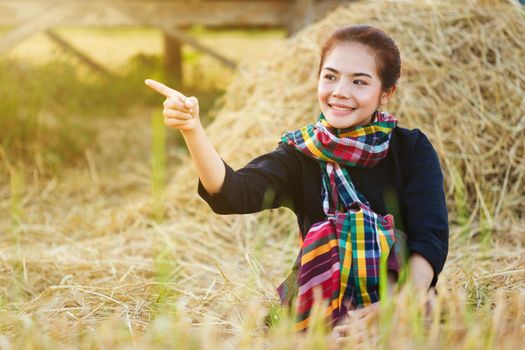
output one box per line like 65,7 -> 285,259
259,142 -> 303,168
275,141 -> 299,156
391,126 -> 442,176
242,141 -> 315,177
392,126 -> 433,150
275,141 -> 317,165
392,126 -> 437,158
273,141 -> 321,178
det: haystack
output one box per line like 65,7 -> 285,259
173,0 -> 525,227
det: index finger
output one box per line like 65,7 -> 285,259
145,79 -> 184,100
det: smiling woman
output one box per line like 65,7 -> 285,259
317,25 -> 400,129
317,42 -> 396,129
146,24 -> 448,343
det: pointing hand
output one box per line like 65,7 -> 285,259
145,79 -> 200,132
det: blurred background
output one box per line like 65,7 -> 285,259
0,0 -> 347,177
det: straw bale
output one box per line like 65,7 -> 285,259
171,0 -> 525,229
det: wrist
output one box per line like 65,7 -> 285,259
180,120 -> 204,137
408,253 -> 434,291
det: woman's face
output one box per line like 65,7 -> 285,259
317,42 -> 394,129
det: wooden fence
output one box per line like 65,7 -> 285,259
0,0 -> 351,80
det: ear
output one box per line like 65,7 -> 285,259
379,85 -> 397,105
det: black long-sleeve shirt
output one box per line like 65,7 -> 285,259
198,126 -> 449,286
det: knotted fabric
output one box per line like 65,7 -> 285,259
279,110 -> 399,331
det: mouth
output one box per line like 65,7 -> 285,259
328,103 -> 357,114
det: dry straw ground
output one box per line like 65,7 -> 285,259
1,0 -> 524,348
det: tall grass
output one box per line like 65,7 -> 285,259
1,286 -> 523,349
0,58 -> 135,175
0,54 -> 224,177
151,109 -> 167,222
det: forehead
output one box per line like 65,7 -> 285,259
322,42 -> 378,78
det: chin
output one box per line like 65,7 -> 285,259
325,115 -> 357,129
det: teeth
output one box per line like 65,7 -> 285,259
331,105 -> 355,111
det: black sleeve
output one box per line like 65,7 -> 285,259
197,142 -> 298,214
402,130 -> 449,286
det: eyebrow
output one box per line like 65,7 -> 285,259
322,67 -> 373,78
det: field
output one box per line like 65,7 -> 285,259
1,1 -> 524,349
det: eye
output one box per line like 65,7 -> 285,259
354,79 -> 367,85
323,73 -> 336,81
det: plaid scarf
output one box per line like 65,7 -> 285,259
279,110 -> 398,331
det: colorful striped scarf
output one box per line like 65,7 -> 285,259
279,110 -> 398,331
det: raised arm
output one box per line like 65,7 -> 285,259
145,79 -> 225,194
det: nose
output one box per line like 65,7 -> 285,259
332,78 -> 352,99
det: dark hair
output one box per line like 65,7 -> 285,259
318,25 -> 401,91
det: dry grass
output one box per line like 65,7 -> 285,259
1,0 -> 524,348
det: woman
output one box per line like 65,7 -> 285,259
145,25 -> 448,341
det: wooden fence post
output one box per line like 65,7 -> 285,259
163,32 -> 183,87
286,0 -> 315,37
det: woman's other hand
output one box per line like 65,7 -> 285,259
331,302 -> 381,347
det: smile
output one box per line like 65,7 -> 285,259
328,103 -> 357,114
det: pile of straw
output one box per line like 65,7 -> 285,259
1,0 -> 524,348
192,0 -> 525,229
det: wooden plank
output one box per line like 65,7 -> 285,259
0,1 -> 292,27
109,3 -> 237,69
0,2 -> 68,55
0,0 -> 349,59
45,29 -> 114,77
154,26 -> 236,69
